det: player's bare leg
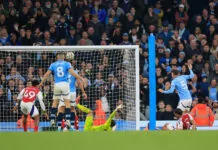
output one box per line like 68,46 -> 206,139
33,115 -> 40,132
23,115 -> 28,132
50,99 -> 59,127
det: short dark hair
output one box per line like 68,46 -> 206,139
56,52 -> 65,58
171,69 -> 180,75
110,120 -> 116,128
174,108 -> 183,116
32,80 -> 40,86
198,97 -> 206,104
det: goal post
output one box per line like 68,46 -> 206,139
0,45 -> 140,131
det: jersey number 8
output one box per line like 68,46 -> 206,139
57,67 -> 64,77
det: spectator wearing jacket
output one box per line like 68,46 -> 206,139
207,79 -> 218,102
198,76 -> 210,98
88,14 -> 104,38
90,0 -> 107,23
159,49 -> 172,70
175,4 -> 189,28
209,63 -> 218,82
120,0 -> 132,14
6,67 -> 25,82
190,97 -> 215,126
119,33 -> 132,45
143,6 -> 158,31
108,0 -> 125,18
153,1 -> 164,28
77,31 -> 94,45
68,26 -> 77,45
178,21 -> 190,41
158,22 -> 173,45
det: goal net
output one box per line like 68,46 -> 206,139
0,46 -> 140,132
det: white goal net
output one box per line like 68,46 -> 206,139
0,46 -> 140,132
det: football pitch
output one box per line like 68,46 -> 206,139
0,131 -> 218,150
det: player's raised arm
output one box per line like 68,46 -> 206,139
105,104 -> 122,128
39,70 -> 52,87
182,64 -> 194,79
40,62 -> 54,87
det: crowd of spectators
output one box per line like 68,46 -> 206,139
0,0 -> 218,123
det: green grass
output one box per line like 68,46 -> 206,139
0,131 -> 218,150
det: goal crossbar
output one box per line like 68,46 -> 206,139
0,45 -> 139,51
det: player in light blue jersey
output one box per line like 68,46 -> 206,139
39,52 -> 86,127
57,71 -> 87,131
158,64 -> 194,111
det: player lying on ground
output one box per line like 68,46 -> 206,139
76,96 -> 122,131
39,52 -> 85,127
158,64 -> 194,111
58,71 -> 87,131
14,80 -> 49,132
162,108 -> 196,130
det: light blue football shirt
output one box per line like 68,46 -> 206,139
49,60 -> 72,83
163,69 -> 194,100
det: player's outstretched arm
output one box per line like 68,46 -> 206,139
37,92 -> 49,120
105,104 -> 123,127
39,70 -> 52,87
76,96 -> 91,114
159,82 -> 175,94
13,88 -> 25,111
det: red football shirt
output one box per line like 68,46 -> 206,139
177,113 -> 193,130
22,86 -> 40,103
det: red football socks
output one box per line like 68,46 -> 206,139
34,126 -> 38,132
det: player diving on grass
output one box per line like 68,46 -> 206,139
76,96 -> 122,131
158,64 -> 194,111
57,70 -> 87,131
14,80 -> 49,132
162,108 -> 196,130
39,52 -> 85,128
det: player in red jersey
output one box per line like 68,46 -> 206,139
174,108 -> 196,130
162,108 -> 196,130
15,80 -> 48,132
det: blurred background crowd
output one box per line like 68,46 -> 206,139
0,0 -> 218,123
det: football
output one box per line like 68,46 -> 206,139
66,52 -> 75,60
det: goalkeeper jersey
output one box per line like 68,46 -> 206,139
87,109 -> 117,131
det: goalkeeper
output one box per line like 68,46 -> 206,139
76,96 -> 122,131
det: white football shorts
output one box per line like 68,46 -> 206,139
53,82 -> 70,100
177,99 -> 192,111
20,101 -> 39,117
58,92 -> 76,108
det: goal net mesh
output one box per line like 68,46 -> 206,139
0,46 -> 139,131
